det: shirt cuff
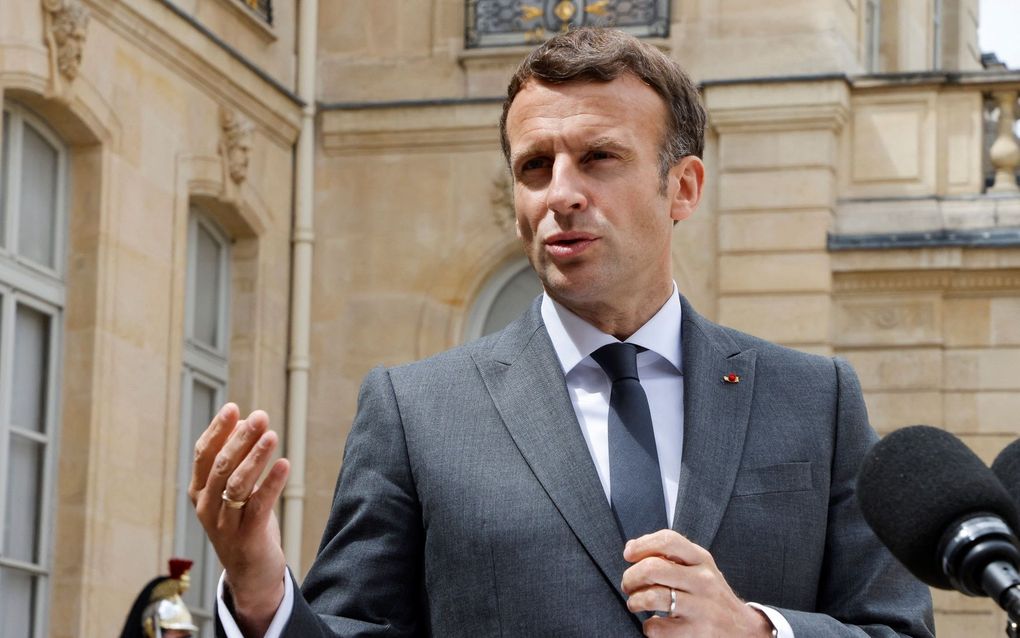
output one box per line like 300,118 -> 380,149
216,570 -> 294,638
747,602 -> 794,638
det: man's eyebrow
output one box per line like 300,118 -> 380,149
509,144 -> 545,168
585,137 -> 627,151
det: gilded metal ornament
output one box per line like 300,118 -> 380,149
465,0 -> 669,48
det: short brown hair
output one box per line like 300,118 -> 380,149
499,27 -> 706,183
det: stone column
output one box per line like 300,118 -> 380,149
705,81 -> 849,355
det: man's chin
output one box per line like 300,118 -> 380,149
539,272 -> 605,308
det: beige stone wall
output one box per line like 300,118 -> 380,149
940,0 -> 982,71
0,0 -> 299,635
317,0 -> 466,102
832,259 -> 1020,636
310,100 -> 515,562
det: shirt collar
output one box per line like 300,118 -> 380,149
540,283 -> 683,375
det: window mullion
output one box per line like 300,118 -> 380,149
217,225 -> 231,356
183,337 -> 229,380
6,112 -> 22,256
37,301 -> 61,574
0,556 -> 47,576
0,260 -> 64,307
7,427 -> 47,445
174,368 -> 195,555
184,214 -> 198,344
53,142 -> 68,278
0,289 -> 13,556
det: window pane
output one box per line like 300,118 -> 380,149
1,111 -> 9,246
182,378 -> 218,626
0,568 -> 36,638
190,378 -> 217,445
482,267 -> 543,336
17,122 -> 58,269
3,434 -> 44,563
191,223 -> 222,348
181,501 -> 213,609
13,303 -> 50,433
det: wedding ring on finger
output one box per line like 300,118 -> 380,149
221,490 -> 250,510
669,588 -> 677,617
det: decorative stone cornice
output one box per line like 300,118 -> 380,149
219,107 -> 254,184
705,80 -> 850,134
320,102 -> 503,156
834,269 -> 1020,292
43,0 -> 89,84
709,103 -> 850,134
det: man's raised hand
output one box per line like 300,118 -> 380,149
188,403 -> 290,636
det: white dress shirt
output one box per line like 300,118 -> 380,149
219,284 -> 792,637
540,286 -> 684,527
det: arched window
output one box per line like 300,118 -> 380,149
0,103 -> 68,638
176,210 -> 232,636
464,258 -> 543,341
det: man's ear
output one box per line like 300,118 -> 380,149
669,155 -> 705,223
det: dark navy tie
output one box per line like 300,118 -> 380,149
591,343 -> 668,542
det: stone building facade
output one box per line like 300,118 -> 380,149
1,0 -> 1019,636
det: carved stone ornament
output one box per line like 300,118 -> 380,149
490,170 -> 516,232
219,107 -> 255,184
42,0 -> 89,81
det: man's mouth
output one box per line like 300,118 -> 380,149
544,232 -> 597,258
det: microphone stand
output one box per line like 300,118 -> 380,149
999,583 -> 1020,637
1000,584 -> 1020,636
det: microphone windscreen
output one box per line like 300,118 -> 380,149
857,425 -> 1020,589
993,438 -> 1020,507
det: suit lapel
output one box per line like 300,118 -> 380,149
672,297 -> 757,550
473,301 -> 630,603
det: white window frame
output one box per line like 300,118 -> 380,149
931,0 -> 943,70
175,210 -> 231,637
0,107 -> 69,285
0,102 -> 67,638
864,0 -> 882,73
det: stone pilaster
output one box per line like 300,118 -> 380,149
706,80 -> 849,354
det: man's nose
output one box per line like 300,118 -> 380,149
546,159 -> 588,214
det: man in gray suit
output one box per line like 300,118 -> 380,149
190,28 -> 934,637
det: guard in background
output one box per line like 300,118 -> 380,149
120,557 -> 200,638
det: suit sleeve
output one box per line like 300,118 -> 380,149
281,366 -> 427,637
776,358 -> 935,637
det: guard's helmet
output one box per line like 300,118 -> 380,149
120,558 -> 199,638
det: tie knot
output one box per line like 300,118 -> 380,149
591,343 -> 642,382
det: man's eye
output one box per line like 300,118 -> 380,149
587,151 -> 612,162
521,158 -> 550,171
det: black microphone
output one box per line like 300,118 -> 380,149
993,438 -> 1020,507
857,425 -> 1020,619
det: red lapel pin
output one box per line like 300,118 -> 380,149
723,373 -> 740,384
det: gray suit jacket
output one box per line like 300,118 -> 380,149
281,297 -> 934,637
